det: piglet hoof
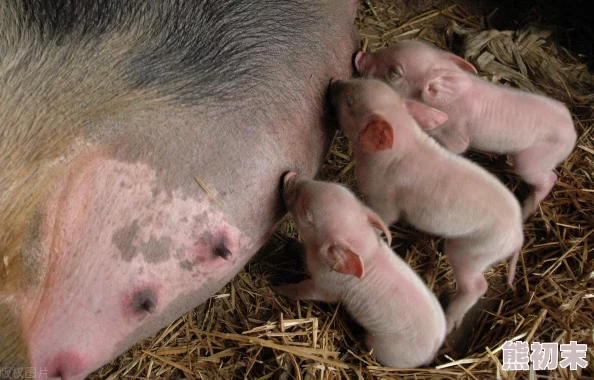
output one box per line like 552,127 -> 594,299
445,320 -> 456,335
445,314 -> 463,335
521,199 -> 538,221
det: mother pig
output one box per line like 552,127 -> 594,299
0,1 -> 359,379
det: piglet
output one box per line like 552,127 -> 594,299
355,41 -> 577,219
274,171 -> 446,368
329,78 -> 524,332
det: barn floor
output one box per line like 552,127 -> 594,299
90,1 -> 594,379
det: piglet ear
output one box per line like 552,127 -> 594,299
322,244 -> 364,279
364,208 -> 392,246
405,101 -> 448,130
354,51 -> 366,74
359,115 -> 395,152
421,70 -> 472,105
444,52 -> 477,74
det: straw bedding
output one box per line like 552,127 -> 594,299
90,1 -> 593,379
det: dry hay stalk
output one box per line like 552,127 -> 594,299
91,1 -> 593,379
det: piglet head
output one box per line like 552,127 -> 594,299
281,172 -> 391,278
330,78 -> 448,150
330,78 -> 403,153
355,40 -> 477,100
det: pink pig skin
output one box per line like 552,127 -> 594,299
275,172 -> 446,368
355,41 -> 577,219
329,79 -> 524,333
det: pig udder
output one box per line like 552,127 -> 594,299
14,151 -> 253,379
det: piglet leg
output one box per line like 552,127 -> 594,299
445,271 -> 488,333
513,147 -> 558,220
444,242 -> 488,333
273,280 -> 340,303
521,171 -> 557,220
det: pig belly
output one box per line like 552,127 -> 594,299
18,152 -> 257,379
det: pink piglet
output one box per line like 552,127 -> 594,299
274,171 -> 446,368
356,41 -> 577,219
330,78 -> 524,332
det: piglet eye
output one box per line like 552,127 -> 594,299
303,208 -> 315,224
389,67 -> 401,79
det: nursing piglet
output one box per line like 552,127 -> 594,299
274,171 -> 446,368
355,41 -> 577,219
329,79 -> 524,332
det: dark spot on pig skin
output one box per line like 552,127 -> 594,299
180,217 -> 188,223
191,214 -> 210,238
180,260 -> 193,271
174,248 -> 185,260
113,221 -> 171,264
214,242 -> 232,260
132,288 -> 157,314
138,235 -> 172,264
140,216 -> 154,228
112,219 -> 141,262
